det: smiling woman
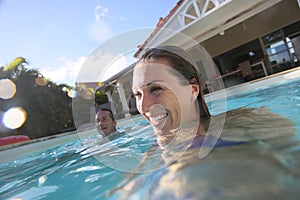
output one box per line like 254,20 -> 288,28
107,45 -> 299,199
133,62 -> 199,133
132,46 -> 213,148
133,46 -> 210,130
131,45 -> 296,154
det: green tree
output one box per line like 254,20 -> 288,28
0,57 -> 75,139
72,84 -> 109,129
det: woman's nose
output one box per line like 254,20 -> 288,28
138,93 -> 155,113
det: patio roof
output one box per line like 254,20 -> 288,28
134,0 -> 282,57
97,0 -> 283,92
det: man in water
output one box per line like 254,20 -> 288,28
95,108 -> 122,140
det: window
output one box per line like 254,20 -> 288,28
266,41 -> 287,56
269,51 -> 290,65
263,30 -> 282,45
283,21 -> 300,37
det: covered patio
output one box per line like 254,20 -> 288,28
97,0 -> 300,117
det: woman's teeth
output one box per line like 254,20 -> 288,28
151,113 -> 167,122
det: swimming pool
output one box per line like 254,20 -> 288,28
1,70 -> 300,199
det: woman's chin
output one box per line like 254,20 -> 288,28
154,126 -> 178,136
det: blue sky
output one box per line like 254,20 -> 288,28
0,0 -> 178,86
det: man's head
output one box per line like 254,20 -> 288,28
95,108 -> 117,136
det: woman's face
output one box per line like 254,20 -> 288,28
132,59 -> 199,135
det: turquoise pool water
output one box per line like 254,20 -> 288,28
1,77 -> 300,199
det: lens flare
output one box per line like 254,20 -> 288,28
62,86 -> 68,92
0,111 -> 10,133
68,89 -> 78,98
3,107 -> 27,129
35,77 -> 48,86
80,87 -> 94,100
0,79 -> 17,99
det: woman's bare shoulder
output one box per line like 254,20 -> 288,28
220,107 -> 296,142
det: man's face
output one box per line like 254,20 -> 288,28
95,110 -> 116,136
132,59 -> 198,135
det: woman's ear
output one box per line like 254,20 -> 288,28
190,78 -> 199,100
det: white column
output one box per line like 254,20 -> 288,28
105,91 -> 116,115
117,83 -> 130,117
105,91 -> 113,102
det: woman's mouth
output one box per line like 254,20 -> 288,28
151,113 -> 167,122
145,104 -> 169,131
148,112 -> 168,128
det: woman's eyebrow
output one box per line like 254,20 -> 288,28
146,80 -> 164,86
132,80 -> 165,90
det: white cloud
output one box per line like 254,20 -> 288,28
76,50 -> 136,83
88,5 -> 113,43
94,6 -> 109,21
40,56 -> 86,86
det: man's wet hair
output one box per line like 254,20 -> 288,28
97,108 -> 115,121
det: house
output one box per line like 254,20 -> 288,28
96,0 -> 300,118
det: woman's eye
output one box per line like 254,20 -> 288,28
133,92 -> 141,97
151,86 -> 162,94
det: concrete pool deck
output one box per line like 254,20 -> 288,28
1,67 -> 300,164
206,66 -> 300,101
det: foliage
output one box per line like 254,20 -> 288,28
72,85 -> 109,128
0,57 -> 75,139
95,90 -> 108,106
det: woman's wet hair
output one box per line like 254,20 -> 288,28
137,45 -> 210,118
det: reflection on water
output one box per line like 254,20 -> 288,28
110,106 -> 300,199
144,140 -> 300,199
0,78 -> 300,199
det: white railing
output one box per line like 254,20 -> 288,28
178,0 -> 230,28
148,0 -> 231,47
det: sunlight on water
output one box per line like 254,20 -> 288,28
38,175 -> 48,187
